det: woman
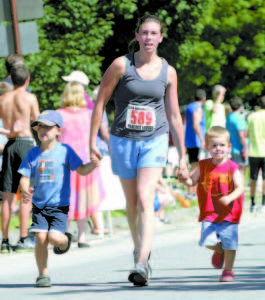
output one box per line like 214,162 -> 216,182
57,82 -> 105,248
90,15 -> 187,286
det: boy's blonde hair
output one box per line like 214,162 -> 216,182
61,82 -> 86,108
0,82 -> 13,96
206,126 -> 230,147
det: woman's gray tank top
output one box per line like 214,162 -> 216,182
110,53 -> 169,140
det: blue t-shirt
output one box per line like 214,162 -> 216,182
185,102 -> 206,148
226,112 -> 246,154
18,142 -> 82,209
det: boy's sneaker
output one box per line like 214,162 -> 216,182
36,275 -> 51,288
212,250 -> 224,269
16,237 -> 35,252
219,270 -> 234,282
128,263 -> 149,287
1,242 -> 11,254
53,232 -> 72,255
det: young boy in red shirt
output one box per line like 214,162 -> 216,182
181,126 -> 244,282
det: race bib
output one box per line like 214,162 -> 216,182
126,105 -> 156,131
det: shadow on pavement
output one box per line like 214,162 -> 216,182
5,266 -> 263,295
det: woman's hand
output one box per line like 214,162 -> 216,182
178,158 -> 189,179
90,144 -> 102,161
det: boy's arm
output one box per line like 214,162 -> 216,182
219,169 -> 244,206
20,176 -> 33,204
76,156 -> 99,176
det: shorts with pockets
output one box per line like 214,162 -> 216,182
1,138 -> 35,194
249,157 -> 265,180
109,134 -> 168,179
30,204 -> 69,234
199,221 -> 238,250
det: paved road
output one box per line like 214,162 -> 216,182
1,211 -> 265,300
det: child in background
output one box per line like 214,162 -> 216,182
180,126 -> 244,282
18,111 -> 99,288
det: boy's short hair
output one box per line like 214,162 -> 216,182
0,82 -> 13,96
5,54 -> 24,75
229,96 -> 243,111
10,65 -> 29,87
259,95 -> 265,109
206,126 -> 230,146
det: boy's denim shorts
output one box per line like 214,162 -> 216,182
29,204 -> 69,235
199,221 -> 239,250
109,134 -> 168,179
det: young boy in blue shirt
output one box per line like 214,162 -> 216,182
18,110 -> 99,288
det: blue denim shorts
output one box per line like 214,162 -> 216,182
109,134 -> 168,179
30,204 -> 69,234
199,221 -> 239,250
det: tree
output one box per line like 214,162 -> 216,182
178,0 -> 265,105
0,0 -> 263,109
0,0 -> 137,110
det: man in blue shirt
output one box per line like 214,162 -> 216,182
185,89 -> 206,199
226,97 -> 248,179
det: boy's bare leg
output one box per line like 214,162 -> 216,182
48,231 -> 68,250
35,232 -> 49,275
19,199 -> 31,238
1,192 -> 16,239
224,249 -> 236,271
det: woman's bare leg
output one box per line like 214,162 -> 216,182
136,168 -> 162,264
120,178 -> 138,249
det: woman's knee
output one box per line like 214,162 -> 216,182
137,193 -> 155,212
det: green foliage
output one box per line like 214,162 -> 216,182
0,0 -> 137,111
178,0 -> 265,105
0,0 -> 264,109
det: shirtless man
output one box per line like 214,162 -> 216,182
0,65 -> 39,253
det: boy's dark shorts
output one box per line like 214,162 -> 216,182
30,204 -> 69,235
187,147 -> 200,164
249,157 -> 265,180
1,138 -> 34,194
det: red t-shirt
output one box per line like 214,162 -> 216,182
197,158 -> 244,224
